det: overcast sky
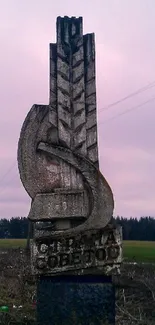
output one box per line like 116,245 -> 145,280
0,0 -> 155,218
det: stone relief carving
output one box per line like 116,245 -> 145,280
18,16 -> 122,275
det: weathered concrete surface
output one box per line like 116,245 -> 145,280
28,190 -> 88,221
31,224 -> 122,276
49,17 -> 98,166
18,16 -> 122,277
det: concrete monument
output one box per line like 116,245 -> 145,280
18,16 -> 122,324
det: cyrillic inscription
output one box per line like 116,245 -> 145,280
34,230 -> 120,273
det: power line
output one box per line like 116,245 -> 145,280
1,81 -> 155,186
99,81 -> 155,112
0,173 -> 19,196
0,162 -> 16,185
99,96 -> 155,125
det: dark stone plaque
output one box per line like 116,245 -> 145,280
31,227 -> 121,276
37,275 -> 115,325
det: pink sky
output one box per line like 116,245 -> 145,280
0,0 -> 155,218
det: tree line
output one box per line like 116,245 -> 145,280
0,216 -> 155,240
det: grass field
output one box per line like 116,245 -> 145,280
0,239 -> 155,262
0,239 -> 27,249
123,240 -> 155,263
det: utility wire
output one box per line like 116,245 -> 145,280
99,96 -> 155,125
0,173 -> 19,196
1,81 -> 155,186
0,162 -> 16,185
99,81 -> 155,111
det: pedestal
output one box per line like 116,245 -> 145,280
37,275 -> 115,325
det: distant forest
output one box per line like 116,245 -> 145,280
0,216 -> 155,241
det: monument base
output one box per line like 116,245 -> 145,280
37,275 -> 115,325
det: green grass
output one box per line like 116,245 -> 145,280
0,239 -> 155,263
0,239 -> 27,249
123,240 -> 155,263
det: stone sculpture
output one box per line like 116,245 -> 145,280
18,16 -> 122,276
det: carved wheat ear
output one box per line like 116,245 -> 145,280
48,17 -> 98,167
84,33 -> 99,169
